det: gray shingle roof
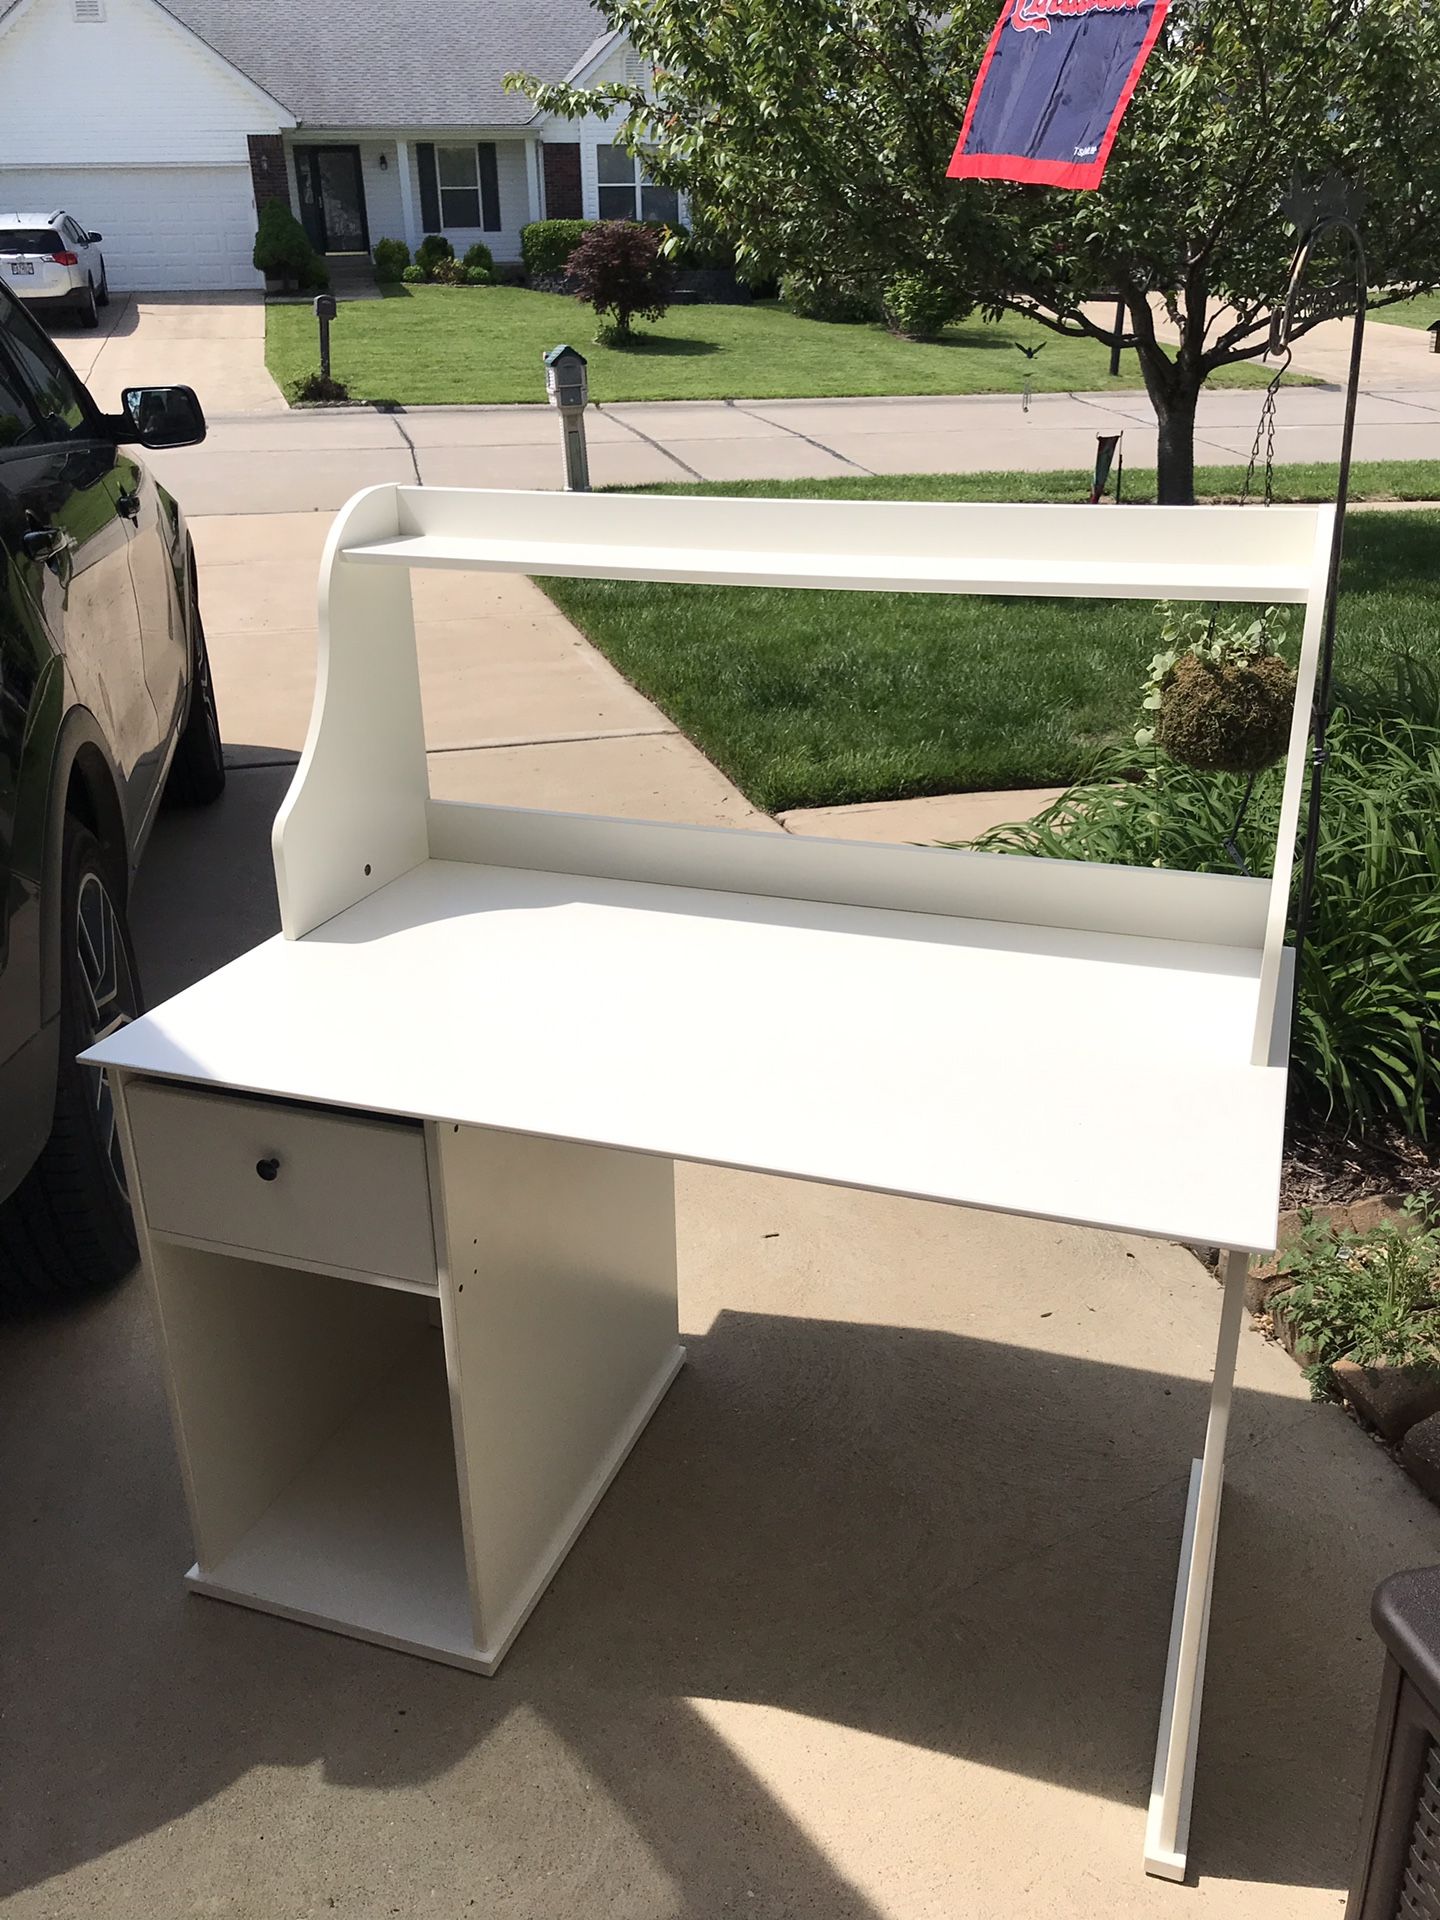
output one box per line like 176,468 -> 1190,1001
158,0 -> 613,128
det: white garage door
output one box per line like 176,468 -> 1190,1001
0,165 -> 261,291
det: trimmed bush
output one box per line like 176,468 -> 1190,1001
781,271 -> 877,324
373,237 -> 410,283
415,233 -> 454,278
566,220 -> 675,338
253,200 -> 326,289
290,370 -> 349,404
430,256 -> 467,286
462,242 -> 494,272
400,264 -> 425,284
464,265 -> 492,285
882,272 -> 959,340
521,219 -> 594,277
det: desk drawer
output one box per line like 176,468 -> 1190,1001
126,1083 -> 436,1287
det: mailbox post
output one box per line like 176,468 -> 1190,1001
314,293 -> 337,381
543,344 -> 590,491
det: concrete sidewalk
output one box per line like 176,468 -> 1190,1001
145,378 -> 1440,513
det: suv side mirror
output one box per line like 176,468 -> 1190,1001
117,385 -> 206,449
87,232 -> 103,243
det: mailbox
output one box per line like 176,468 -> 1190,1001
543,343 -> 588,411
314,294 -> 337,322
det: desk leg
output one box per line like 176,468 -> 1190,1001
1144,1247 -> 1249,1882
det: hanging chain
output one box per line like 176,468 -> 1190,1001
1240,345 -> 1293,507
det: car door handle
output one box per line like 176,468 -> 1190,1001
115,491 -> 140,521
21,525 -> 67,561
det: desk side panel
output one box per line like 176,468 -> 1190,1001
435,1125 -> 683,1659
272,485 -> 430,940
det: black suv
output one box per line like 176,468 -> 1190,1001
0,281 -> 223,1306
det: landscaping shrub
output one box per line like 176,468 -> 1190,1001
566,220 -> 674,339
971,672 -> 1440,1138
464,265 -> 492,285
1274,1196 -> 1440,1399
462,242 -> 494,272
415,233 -> 454,278
372,237 -> 410,283
290,370 -> 350,403
430,256 -> 467,286
781,271 -> 877,324
253,200 -> 327,289
521,219 -> 594,277
400,264 -> 425,284
882,273 -> 959,340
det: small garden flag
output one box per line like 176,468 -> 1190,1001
948,0 -> 1171,190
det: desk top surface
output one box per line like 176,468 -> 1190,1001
88,858 -> 1286,1252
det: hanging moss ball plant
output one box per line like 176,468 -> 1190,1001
1154,650 -> 1297,774
1138,605 -> 1298,776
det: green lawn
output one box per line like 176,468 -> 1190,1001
1371,291 -> 1440,331
536,471 -> 1440,813
266,284 -> 1289,405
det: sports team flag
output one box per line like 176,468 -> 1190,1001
948,0 -> 1171,191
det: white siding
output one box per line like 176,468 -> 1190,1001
0,0 -> 288,167
540,47 -> 687,228
398,137 -> 534,262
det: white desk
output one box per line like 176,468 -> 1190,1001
87,486 -> 1335,1882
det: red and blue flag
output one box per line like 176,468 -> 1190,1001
948,0 -> 1170,191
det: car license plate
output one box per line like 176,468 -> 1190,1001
9,260 -> 34,275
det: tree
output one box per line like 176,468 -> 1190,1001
510,0 -> 1440,501
565,220 -> 675,338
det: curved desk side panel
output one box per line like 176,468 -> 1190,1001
273,485 -> 429,940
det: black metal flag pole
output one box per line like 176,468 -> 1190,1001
1271,176 -> 1368,1021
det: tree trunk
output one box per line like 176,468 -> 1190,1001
1154,387 -> 1198,504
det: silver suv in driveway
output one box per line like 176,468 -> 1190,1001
0,213 -> 109,329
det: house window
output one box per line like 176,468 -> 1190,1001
437,147 -> 482,228
596,144 -> 680,225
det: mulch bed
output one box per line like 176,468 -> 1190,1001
1281,1114 -> 1440,1212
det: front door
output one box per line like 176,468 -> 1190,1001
294,146 -> 369,255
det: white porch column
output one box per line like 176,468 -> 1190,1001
523,137 -> 543,224
395,137 -> 419,251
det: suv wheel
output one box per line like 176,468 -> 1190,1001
0,824 -> 142,1305
96,266 -> 110,309
164,581 -> 226,805
76,279 -> 98,329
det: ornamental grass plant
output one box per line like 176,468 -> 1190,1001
973,666 -> 1440,1138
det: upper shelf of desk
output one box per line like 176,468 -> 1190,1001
335,488 -> 1332,603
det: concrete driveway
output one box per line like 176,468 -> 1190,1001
54,290 -> 286,418
2,496 -> 1437,1917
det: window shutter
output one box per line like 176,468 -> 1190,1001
477,143 -> 501,232
417,143 -> 441,231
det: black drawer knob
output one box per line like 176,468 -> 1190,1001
255,1157 -> 280,1183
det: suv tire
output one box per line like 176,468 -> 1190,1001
76,279 -> 98,329
0,823 -> 142,1306
164,584 -> 226,805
